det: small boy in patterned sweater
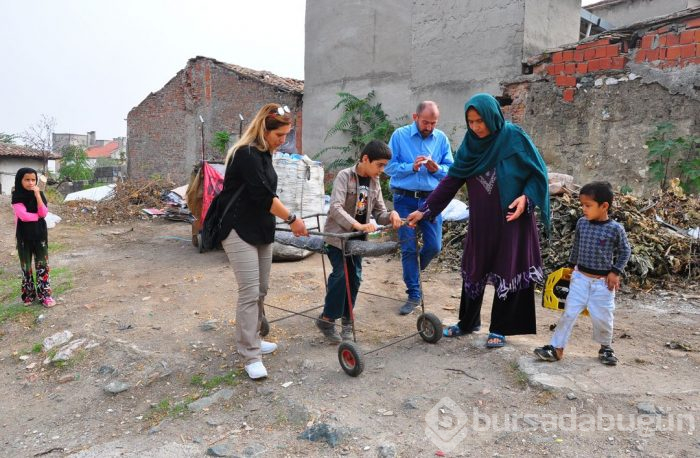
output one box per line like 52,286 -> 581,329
535,181 -> 631,365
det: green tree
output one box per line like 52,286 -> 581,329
318,91 -> 398,171
646,122 -> 700,193
0,132 -> 16,143
211,131 -> 231,158
59,145 -> 93,181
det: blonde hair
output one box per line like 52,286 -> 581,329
225,102 -> 293,165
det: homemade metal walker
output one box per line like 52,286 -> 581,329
270,217 -> 443,377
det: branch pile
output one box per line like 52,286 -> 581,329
59,179 -> 177,224
434,188 -> 700,289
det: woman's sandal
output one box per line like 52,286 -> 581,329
485,332 -> 506,348
443,324 -> 481,338
443,325 -> 464,338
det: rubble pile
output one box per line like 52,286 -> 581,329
434,188 -> 700,289
61,179 -> 177,224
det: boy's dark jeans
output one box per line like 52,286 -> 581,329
322,245 -> 362,321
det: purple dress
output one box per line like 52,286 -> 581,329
422,170 -> 543,335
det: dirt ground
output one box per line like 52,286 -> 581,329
0,195 -> 698,457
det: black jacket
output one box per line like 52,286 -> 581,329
219,145 -> 278,245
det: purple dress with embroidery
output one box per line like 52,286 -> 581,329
424,171 -> 543,298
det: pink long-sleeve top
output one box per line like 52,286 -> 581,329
12,202 -> 48,225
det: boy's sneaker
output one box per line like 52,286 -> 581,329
315,314 -> 341,344
340,318 -> 353,341
534,345 -> 563,362
598,347 -> 618,366
41,297 -> 56,308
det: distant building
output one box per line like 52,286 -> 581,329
584,0 -> 700,28
127,56 -> 304,183
0,143 -> 61,195
85,138 -> 126,168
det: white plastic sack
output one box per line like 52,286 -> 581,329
64,184 -> 116,202
441,199 -> 469,222
45,212 -> 62,229
272,154 -> 325,261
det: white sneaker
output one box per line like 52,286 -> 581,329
260,340 -> 278,355
245,361 -> 268,380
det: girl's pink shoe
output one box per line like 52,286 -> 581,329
42,297 -> 56,308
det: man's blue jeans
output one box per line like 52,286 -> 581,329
393,193 -> 442,300
322,245 -> 363,320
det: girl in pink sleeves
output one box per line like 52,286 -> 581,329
11,168 -> 55,307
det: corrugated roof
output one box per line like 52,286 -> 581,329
86,141 -> 120,158
194,56 -> 304,94
0,143 -> 61,160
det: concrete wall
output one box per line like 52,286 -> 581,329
524,0 -> 582,57
0,158 -> 45,195
586,0 -> 700,28
52,133 -> 88,153
127,57 -> 302,183
304,0 -> 581,160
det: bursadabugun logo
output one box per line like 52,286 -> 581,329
424,397 -> 469,451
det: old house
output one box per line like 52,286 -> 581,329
127,56 -> 304,183
0,143 -> 60,195
85,139 -> 125,168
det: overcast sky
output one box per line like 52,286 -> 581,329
2,1 -> 599,142
0,0 -> 306,141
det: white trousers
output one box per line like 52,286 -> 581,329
550,270 -> 615,349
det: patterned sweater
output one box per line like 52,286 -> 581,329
568,217 -> 631,276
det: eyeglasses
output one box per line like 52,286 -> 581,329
270,105 -> 291,117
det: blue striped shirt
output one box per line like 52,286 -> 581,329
385,122 -> 453,192
569,218 -> 631,276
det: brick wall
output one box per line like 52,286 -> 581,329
127,57 -> 303,183
530,15 -> 700,103
500,12 -> 700,195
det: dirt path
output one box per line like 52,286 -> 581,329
0,196 -> 698,457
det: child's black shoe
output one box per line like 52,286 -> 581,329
534,345 -> 563,362
598,346 -> 618,366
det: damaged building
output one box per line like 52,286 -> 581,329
127,56 -> 303,183
503,7 -> 700,194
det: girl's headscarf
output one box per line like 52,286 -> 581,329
448,93 -> 550,232
12,167 -> 48,241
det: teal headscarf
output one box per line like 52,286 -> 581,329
448,93 -> 550,232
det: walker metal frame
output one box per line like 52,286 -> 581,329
265,217 -> 443,377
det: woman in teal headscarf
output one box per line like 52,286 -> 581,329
407,93 -> 549,348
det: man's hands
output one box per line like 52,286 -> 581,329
406,210 -> 424,227
412,155 -> 438,173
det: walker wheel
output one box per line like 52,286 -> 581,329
259,316 -> 270,337
197,232 -> 204,253
338,342 -> 364,377
417,312 -> 443,343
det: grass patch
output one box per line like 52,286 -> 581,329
0,266 -> 72,325
146,394 -> 200,425
509,361 -> 530,389
48,242 -> 67,254
52,267 -> 73,295
190,370 -> 241,390
32,343 -> 43,353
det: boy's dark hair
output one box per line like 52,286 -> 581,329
580,181 -> 614,206
360,140 -> 392,162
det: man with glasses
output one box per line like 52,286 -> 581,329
385,101 -> 454,315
